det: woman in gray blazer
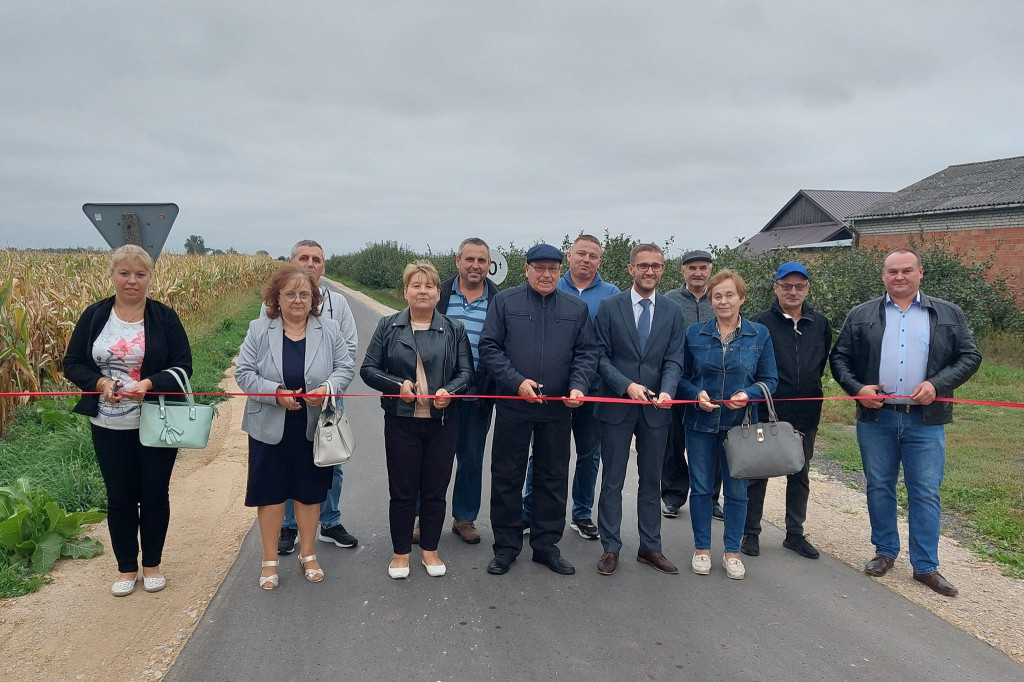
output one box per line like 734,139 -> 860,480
235,264 -> 355,590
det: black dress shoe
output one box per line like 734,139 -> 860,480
913,571 -> 958,597
864,555 -> 895,577
487,554 -> 515,575
597,552 -> 618,575
783,534 -> 820,560
532,551 -> 575,575
740,533 -> 760,557
711,502 -> 725,520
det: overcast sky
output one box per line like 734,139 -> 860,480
2,2 -> 1021,258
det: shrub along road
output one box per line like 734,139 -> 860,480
166,286 -> 1023,682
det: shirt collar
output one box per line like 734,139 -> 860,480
884,291 -> 921,308
630,288 -> 655,307
453,276 -> 488,302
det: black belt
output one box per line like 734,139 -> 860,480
882,402 -> 922,413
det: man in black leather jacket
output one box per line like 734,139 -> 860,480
479,244 -> 599,576
829,248 -> 981,597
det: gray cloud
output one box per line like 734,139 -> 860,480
1,1 -> 1021,258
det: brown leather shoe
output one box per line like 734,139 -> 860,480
913,571 -> 958,597
637,550 -> 679,574
597,552 -> 618,575
452,519 -> 481,544
864,555 -> 895,577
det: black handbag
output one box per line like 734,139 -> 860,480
723,382 -> 804,479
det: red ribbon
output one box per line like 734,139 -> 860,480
2,391 -> 1022,408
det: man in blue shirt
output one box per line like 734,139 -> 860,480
523,235 -> 618,541
830,248 -> 981,597
436,238 -> 500,544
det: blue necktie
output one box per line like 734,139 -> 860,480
638,298 -> 652,353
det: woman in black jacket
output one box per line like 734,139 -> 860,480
63,245 -> 193,597
361,261 -> 475,579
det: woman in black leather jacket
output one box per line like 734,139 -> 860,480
360,261 -> 475,579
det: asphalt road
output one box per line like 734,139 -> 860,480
167,290 -> 1024,682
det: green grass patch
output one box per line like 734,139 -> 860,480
186,286 -> 264,403
819,360 -> 1024,577
329,276 -> 404,312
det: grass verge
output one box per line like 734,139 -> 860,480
817,361 -> 1024,578
0,287 -> 262,598
329,275 -> 405,311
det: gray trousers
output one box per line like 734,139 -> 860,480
597,407 -> 670,554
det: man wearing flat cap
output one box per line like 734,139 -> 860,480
661,249 -> 722,518
742,261 -> 832,561
479,244 -> 599,576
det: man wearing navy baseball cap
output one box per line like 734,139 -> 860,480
743,261 -> 832,561
479,243 -> 599,576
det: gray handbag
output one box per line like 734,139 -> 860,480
313,380 -> 355,467
723,382 -> 804,479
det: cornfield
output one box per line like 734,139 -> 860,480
0,250 -> 278,432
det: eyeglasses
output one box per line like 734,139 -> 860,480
281,291 -> 312,301
529,264 -> 561,274
776,283 -> 808,292
632,262 -> 665,272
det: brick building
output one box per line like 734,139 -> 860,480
849,156 -> 1024,297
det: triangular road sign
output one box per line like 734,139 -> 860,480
83,203 -> 179,263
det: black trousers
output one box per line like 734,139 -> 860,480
490,412 -> 572,559
384,413 -> 458,554
661,404 -> 721,507
745,427 -> 817,537
91,425 -> 177,573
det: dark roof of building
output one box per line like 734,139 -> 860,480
798,189 -> 894,225
740,189 -> 892,254
851,155 -> 1024,219
741,223 -> 847,253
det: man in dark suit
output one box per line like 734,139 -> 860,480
593,244 -> 686,576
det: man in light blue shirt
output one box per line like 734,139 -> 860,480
830,248 -> 981,597
523,235 -> 618,541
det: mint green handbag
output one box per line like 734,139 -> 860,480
139,367 -> 218,449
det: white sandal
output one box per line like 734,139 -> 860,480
259,560 -> 280,590
298,554 -> 324,583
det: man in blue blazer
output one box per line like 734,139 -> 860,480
593,244 -> 686,576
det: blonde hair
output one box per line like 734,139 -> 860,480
402,260 -> 441,290
109,245 -> 153,275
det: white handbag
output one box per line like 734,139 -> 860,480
313,380 -> 355,467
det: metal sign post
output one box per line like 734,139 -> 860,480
82,203 -> 179,263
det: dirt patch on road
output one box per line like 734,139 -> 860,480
1,281 -> 1021,678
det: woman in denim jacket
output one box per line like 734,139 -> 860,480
678,269 -> 778,580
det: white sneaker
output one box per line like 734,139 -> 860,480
722,555 -> 746,580
691,553 -> 711,575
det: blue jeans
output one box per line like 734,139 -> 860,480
283,464 -> 343,530
684,428 -> 748,554
450,400 -> 494,522
523,402 -> 601,522
857,408 -> 946,573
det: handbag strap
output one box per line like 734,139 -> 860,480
322,379 -> 338,413
754,381 -> 778,423
162,367 -> 195,408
